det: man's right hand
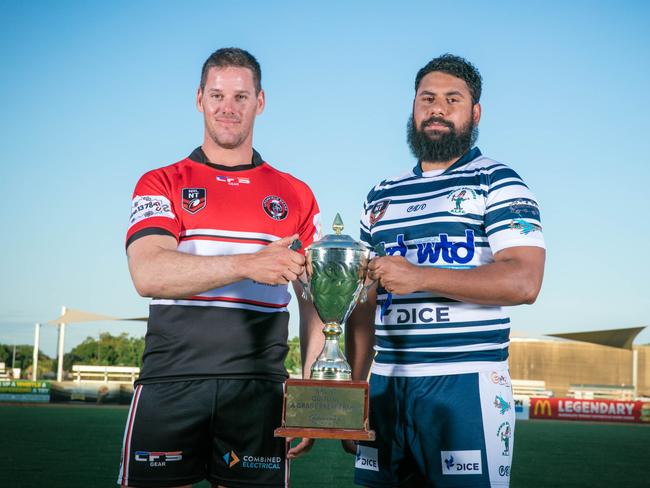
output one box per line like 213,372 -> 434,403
245,234 -> 305,285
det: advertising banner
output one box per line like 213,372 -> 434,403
0,380 -> 51,403
530,397 -> 650,423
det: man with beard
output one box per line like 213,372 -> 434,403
118,48 -> 323,488
345,54 -> 546,487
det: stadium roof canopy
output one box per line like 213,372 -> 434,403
46,307 -> 147,324
548,327 -> 646,350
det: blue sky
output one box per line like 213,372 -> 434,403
1,1 -> 649,357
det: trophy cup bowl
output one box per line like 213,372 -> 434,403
274,214 -> 375,440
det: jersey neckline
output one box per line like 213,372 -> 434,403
413,146 -> 482,177
188,146 -> 265,172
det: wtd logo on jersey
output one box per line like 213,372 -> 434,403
447,187 -> 477,214
441,450 -> 482,475
355,445 -> 379,471
135,451 -> 182,467
384,231 -> 476,264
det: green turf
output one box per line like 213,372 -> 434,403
1,404 -> 649,487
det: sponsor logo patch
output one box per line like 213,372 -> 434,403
494,394 -> 512,415
222,450 -> 240,468
216,175 -> 250,186
129,195 -> 174,227
490,371 -> 510,387
262,195 -> 288,221
182,188 -> 206,214
497,422 -> 512,456
135,450 -> 182,467
369,200 -> 390,225
355,445 -> 379,471
509,218 -> 541,235
441,450 -> 482,475
447,187 -> 477,214
509,198 -> 539,217
499,465 -> 511,477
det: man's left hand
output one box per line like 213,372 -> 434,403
287,438 -> 314,459
368,256 -> 421,295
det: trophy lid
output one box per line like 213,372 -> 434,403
309,213 -> 367,252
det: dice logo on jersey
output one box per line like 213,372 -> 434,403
262,195 -> 288,221
447,187 -> 477,214
497,422 -> 512,456
355,445 -> 379,471
440,450 -> 482,475
494,395 -> 511,415
182,188 -> 206,214
369,200 -> 390,225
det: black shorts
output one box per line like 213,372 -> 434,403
117,379 -> 288,487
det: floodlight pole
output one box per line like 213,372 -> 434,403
632,347 -> 638,399
32,323 -> 40,381
56,306 -> 67,382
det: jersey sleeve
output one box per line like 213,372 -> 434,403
126,169 -> 181,249
484,165 -> 545,254
359,193 -> 373,250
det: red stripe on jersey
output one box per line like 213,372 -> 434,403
187,295 -> 290,308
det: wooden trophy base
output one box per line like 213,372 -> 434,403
274,379 -> 375,441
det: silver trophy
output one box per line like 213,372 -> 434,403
301,214 -> 371,380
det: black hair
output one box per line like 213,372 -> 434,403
415,54 -> 482,104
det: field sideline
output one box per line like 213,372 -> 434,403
0,404 -> 648,487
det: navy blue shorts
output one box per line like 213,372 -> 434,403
354,369 -> 515,487
117,379 -> 288,487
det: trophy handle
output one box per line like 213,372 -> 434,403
298,276 -> 312,301
359,279 -> 377,303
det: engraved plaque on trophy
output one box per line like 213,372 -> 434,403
275,214 -> 375,441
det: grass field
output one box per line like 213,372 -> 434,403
1,404 -> 649,487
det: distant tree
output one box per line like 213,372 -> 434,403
0,344 -> 53,378
284,336 -> 302,374
63,332 -> 145,369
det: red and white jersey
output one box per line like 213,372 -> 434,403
126,147 -> 321,383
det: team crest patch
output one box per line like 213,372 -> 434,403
262,195 -> 288,221
369,200 -> 390,225
447,187 -> 477,214
182,188 -> 206,214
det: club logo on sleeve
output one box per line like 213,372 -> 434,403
369,200 -> 390,226
262,195 -> 288,220
494,395 -> 512,415
355,445 -> 379,471
509,218 -> 541,235
129,195 -> 174,226
182,188 -> 206,214
441,450 -> 482,475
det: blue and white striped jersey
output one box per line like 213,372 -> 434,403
360,147 -> 545,377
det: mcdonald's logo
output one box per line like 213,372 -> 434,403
533,399 -> 552,417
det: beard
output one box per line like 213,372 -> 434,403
205,120 -> 248,150
407,113 -> 478,163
